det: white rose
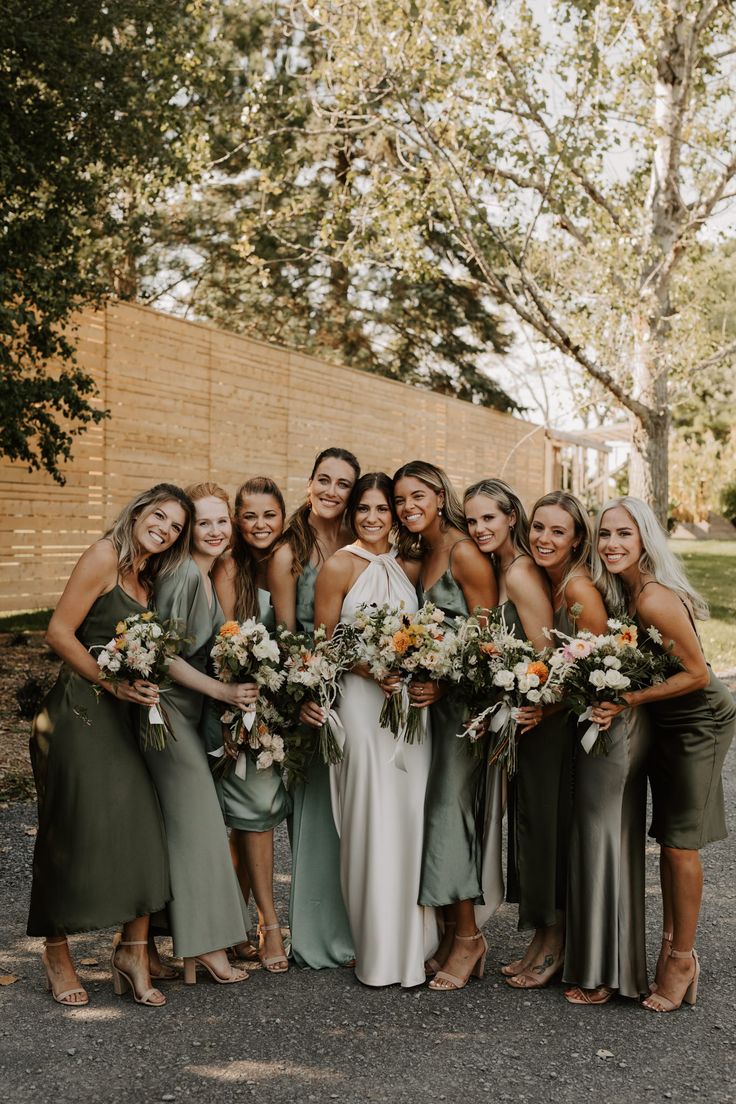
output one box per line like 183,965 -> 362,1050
257,751 -> 274,770
150,624 -> 163,638
604,669 -> 631,690
259,732 -> 273,748
494,669 -> 515,691
603,655 -> 622,669
432,609 -> 445,623
272,747 -> 285,763
98,651 -> 111,669
526,689 -> 541,703
589,669 -> 607,689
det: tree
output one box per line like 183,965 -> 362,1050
238,0 -> 736,520
139,2 -> 517,411
0,1 -> 215,481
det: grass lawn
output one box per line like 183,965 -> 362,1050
0,539 -> 733,669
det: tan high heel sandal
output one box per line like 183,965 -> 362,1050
642,948 -> 699,1013
258,924 -> 289,973
649,930 -> 672,993
183,954 -> 249,985
428,930 -> 487,991
111,940 -> 166,1007
42,940 -> 89,1007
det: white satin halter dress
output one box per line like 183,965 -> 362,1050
329,546 -> 439,987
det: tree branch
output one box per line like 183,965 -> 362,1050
689,337 -> 736,373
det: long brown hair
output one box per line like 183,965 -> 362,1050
105,483 -> 193,596
464,477 -> 532,562
530,490 -> 594,596
279,448 -> 360,577
392,460 -> 466,558
232,477 -> 286,620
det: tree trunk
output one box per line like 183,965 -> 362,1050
629,406 -> 669,526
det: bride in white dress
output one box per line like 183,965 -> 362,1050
305,472 -> 439,987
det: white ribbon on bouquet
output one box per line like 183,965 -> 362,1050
207,704 -> 258,779
577,705 -> 599,754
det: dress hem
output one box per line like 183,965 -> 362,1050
27,897 -> 172,939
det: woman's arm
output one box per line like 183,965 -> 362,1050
267,542 -> 298,631
507,560 -> 554,652
451,539 -> 499,616
212,555 -> 237,621
167,655 -> 258,709
313,553 -> 352,637
628,584 -> 709,704
563,575 -> 609,636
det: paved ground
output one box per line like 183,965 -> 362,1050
1,745 -> 734,1104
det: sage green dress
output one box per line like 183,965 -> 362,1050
201,588 -> 291,832
418,559 -> 484,906
28,585 -> 170,936
288,563 -> 355,968
563,701 -> 650,998
505,601 -> 574,931
643,594 -> 735,849
146,558 -> 249,958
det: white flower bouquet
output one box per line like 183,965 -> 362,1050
93,610 -> 187,750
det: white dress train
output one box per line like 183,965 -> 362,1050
329,545 -> 439,987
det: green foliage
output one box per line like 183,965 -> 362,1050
672,540 -> 736,671
720,483 -> 736,525
0,0 -> 216,481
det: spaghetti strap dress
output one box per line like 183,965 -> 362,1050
562,598 -> 650,998
643,590 -> 735,850
288,563 -> 354,968
145,558 -> 249,958
505,600 -> 574,930
201,587 -> 291,832
329,546 -> 438,986
28,585 -> 170,936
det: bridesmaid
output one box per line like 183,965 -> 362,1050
393,461 -> 497,992
313,473 -> 439,987
592,496 -> 735,1013
267,447 -> 360,969
145,482 -> 252,985
208,476 -> 291,973
530,491 -> 650,1004
464,479 -> 568,990
28,484 -> 192,1007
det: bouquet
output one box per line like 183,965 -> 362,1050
353,601 -> 460,744
550,617 -> 674,755
456,611 -> 566,777
209,618 -> 285,777
278,623 -> 357,780
93,610 -> 187,750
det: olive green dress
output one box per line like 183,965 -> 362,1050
146,558 -> 248,958
643,594 -> 735,849
418,559 -> 484,906
563,702 -> 650,998
505,601 -> 574,931
288,563 -> 355,969
201,588 -> 291,832
28,585 -> 170,936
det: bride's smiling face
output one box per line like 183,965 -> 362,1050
353,488 -> 394,549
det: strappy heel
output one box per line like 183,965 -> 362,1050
42,941 -> 89,1007
649,930 -> 673,993
428,930 -> 487,991
258,924 -> 289,973
425,920 -> 456,977
183,954 -> 249,985
111,940 -> 166,1007
642,948 -> 699,1013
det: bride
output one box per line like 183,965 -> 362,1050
304,472 -> 439,987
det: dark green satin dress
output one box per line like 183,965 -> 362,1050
28,585 -> 170,936
418,564 -> 484,906
505,600 -> 574,931
146,558 -> 248,957
563,696 -> 650,997
288,564 -> 354,968
201,588 -> 291,832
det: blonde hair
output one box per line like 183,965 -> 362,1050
592,496 -> 709,619
232,477 -> 286,620
105,483 -> 193,596
393,460 -> 466,558
464,478 -> 532,561
530,490 -> 594,596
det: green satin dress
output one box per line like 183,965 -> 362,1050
288,563 -> 355,968
201,588 -> 291,832
505,600 -> 574,931
28,585 -> 170,936
563,690 -> 650,998
418,561 -> 484,906
644,602 -> 735,849
146,558 -> 249,958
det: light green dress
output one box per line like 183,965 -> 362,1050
28,585 -> 171,936
418,558 -> 484,906
201,588 -> 291,832
505,600 -> 574,931
288,563 -> 355,968
146,558 -> 249,957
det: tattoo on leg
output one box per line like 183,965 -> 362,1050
532,953 -> 555,975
